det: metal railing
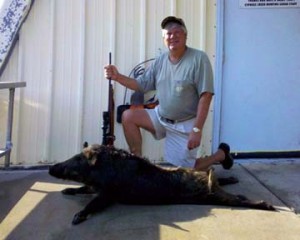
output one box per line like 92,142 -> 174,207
0,81 -> 26,168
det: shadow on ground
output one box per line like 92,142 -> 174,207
0,161 -> 300,240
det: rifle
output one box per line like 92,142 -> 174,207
102,52 -> 115,146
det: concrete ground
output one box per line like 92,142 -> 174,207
0,159 -> 299,240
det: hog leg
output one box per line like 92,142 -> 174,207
62,185 -> 95,195
208,189 -> 276,211
72,193 -> 114,225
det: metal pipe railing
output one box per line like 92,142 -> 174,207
0,81 -> 26,167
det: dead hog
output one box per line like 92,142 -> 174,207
49,144 -> 275,225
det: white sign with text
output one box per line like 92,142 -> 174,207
240,0 -> 300,8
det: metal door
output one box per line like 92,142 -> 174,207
213,0 -> 300,157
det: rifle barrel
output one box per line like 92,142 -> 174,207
102,52 -> 115,146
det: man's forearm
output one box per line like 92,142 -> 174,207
115,74 -> 140,91
194,92 -> 213,130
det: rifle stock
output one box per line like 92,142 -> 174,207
102,52 -> 115,146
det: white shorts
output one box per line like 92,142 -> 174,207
145,107 -> 198,168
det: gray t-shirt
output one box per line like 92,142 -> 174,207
136,47 -> 214,120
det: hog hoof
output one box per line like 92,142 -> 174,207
62,188 -> 78,195
72,212 -> 88,225
260,201 -> 276,211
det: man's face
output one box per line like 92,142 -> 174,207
163,25 -> 187,51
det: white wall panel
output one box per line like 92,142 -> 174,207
14,0 -> 54,164
49,0 -> 86,161
0,0 -> 216,165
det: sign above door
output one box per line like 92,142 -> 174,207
240,0 -> 300,8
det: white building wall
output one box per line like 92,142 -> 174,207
0,0 -> 216,165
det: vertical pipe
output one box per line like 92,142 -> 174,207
5,88 -> 15,167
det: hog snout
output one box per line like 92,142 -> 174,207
49,162 -> 87,183
49,164 -> 60,177
49,163 -> 66,179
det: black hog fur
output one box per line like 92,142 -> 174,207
49,144 -> 275,225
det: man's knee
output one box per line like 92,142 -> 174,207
121,109 -> 135,125
121,109 -> 155,134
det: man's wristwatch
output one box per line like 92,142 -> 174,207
192,127 -> 201,133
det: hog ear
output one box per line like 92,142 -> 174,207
83,144 -> 102,165
82,146 -> 94,159
88,144 -> 102,165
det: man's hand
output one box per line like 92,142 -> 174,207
103,65 -> 140,91
187,131 -> 202,150
104,65 -> 120,81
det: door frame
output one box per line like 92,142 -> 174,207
212,0 -> 225,152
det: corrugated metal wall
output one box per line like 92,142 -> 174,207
0,0 -> 216,165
